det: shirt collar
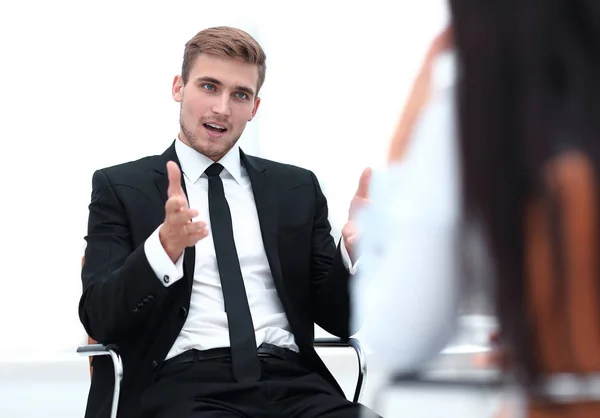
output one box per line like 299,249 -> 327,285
175,138 -> 242,184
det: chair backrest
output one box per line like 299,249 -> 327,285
82,255 -> 97,377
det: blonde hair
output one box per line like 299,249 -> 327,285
182,26 -> 266,93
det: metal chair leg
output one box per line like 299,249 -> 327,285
77,344 -> 123,418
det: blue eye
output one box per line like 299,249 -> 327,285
235,92 -> 248,100
202,84 -> 216,91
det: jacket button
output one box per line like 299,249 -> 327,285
180,306 -> 188,318
163,275 -> 170,284
152,360 -> 159,369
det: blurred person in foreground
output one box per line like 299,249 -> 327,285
354,1 -> 600,417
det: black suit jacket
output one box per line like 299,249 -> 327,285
79,142 -> 353,418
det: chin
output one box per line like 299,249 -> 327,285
196,141 -> 233,159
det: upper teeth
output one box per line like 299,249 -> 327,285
207,123 -> 224,130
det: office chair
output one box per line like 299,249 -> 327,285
370,316 -> 509,416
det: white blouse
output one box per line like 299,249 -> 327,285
352,51 -> 465,373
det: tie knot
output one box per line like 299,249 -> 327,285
205,163 -> 224,178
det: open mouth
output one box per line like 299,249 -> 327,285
203,122 -> 228,133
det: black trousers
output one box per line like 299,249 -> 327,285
141,351 -> 380,418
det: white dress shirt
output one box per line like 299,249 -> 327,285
352,51 -> 464,373
144,139 -> 355,361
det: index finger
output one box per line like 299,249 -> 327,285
167,161 -> 184,198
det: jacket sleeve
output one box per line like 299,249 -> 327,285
79,169 -> 169,343
308,171 -> 353,338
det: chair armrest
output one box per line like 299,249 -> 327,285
77,343 -> 118,355
314,337 -> 351,347
314,337 -> 367,403
77,344 -> 123,418
390,371 -> 505,389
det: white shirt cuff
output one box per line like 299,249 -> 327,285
144,224 -> 185,287
340,239 -> 359,275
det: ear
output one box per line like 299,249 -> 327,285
248,97 -> 261,121
172,75 -> 184,102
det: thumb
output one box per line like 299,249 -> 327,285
355,167 -> 372,199
166,161 -> 184,198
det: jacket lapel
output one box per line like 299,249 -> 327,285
240,150 -> 286,298
153,141 -> 196,292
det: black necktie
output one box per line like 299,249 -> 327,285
205,163 -> 261,382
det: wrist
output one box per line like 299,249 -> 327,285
159,225 -> 183,263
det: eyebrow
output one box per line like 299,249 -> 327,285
195,76 -> 255,98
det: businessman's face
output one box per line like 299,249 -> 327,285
172,53 -> 261,161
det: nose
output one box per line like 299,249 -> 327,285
211,93 -> 232,116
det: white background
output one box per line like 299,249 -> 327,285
0,0 -> 449,357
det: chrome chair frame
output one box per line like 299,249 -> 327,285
77,344 -> 123,418
77,337 -> 367,418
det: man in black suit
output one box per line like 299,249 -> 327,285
79,26 -> 377,418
